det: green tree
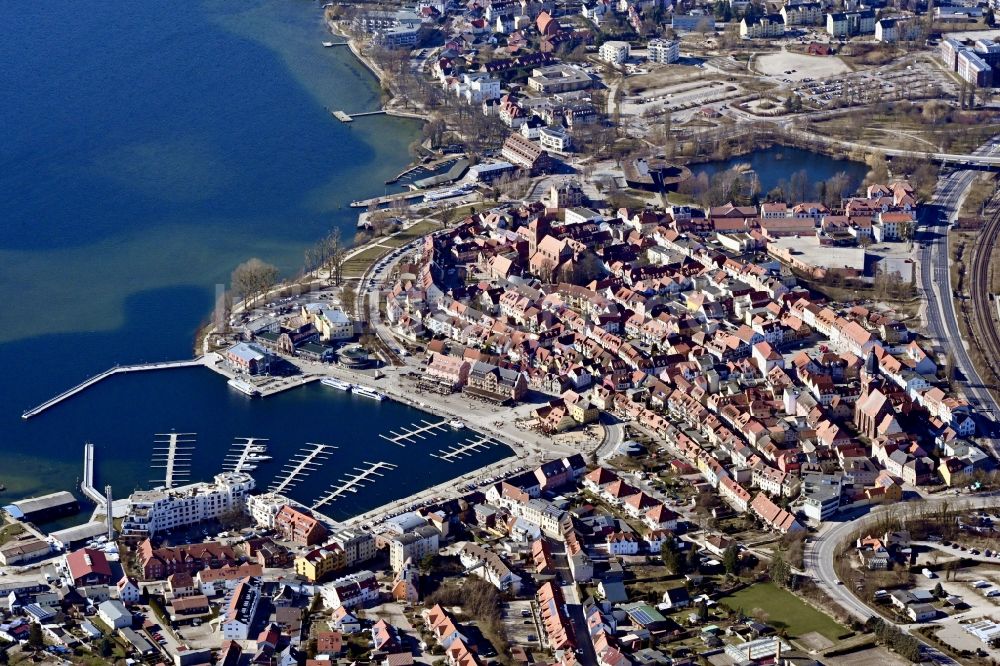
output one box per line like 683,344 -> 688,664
769,554 -> 792,588
723,544 -> 741,575
98,637 -> 113,658
660,539 -> 686,575
28,623 -> 43,650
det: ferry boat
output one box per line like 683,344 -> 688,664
352,386 -> 386,402
321,377 -> 353,392
449,419 -> 465,430
227,378 -> 260,397
322,41 -> 335,47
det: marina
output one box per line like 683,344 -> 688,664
312,461 -> 398,509
431,434 -> 500,462
150,431 -> 196,489
379,418 -> 451,447
268,442 -> 336,495
222,437 -> 271,475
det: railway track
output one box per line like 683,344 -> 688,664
965,196 -> 1000,386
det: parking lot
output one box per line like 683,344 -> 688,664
501,599 -> 540,648
791,62 -> 957,107
755,49 -> 852,83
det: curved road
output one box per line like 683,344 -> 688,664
807,494 -> 1000,665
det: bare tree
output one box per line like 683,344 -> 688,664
231,258 -> 280,309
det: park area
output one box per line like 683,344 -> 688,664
755,51 -> 851,81
720,583 -> 846,643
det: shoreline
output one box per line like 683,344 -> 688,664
325,16 -> 432,123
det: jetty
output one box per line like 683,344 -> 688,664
349,191 -> 424,209
431,434 -> 498,462
81,441 -> 105,508
379,419 -> 450,447
312,461 -> 397,509
222,437 -> 269,475
331,109 -> 387,123
22,358 -> 205,419
269,443 -> 336,495
150,432 -> 196,489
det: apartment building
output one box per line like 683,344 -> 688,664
121,473 -> 254,539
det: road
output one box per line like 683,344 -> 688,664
806,494 -> 1000,665
917,136 -> 1000,438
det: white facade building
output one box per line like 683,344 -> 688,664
646,38 -> 679,64
599,41 -> 631,64
121,473 -> 255,539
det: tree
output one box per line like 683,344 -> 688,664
660,539 -> 686,575
98,637 -> 113,658
865,151 -> 890,185
28,623 -> 43,650
341,286 -> 357,317
231,258 -> 280,308
768,553 -> 792,588
723,544 -> 741,575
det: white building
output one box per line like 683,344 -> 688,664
538,126 -> 573,153
98,600 -> 132,630
646,38 -> 679,64
458,73 -> 502,104
740,15 -> 785,39
221,577 -> 261,640
121,472 -> 255,539
116,577 -> 141,605
826,10 -> 875,37
780,1 -> 823,25
874,18 -> 919,43
599,41 -> 631,64
458,543 -> 522,593
605,532 -> 640,556
387,526 -> 440,572
329,528 -> 377,567
320,570 -> 380,610
246,492 -> 292,529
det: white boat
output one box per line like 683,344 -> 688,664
353,386 -> 385,401
249,445 -> 268,453
449,419 -> 465,430
321,377 -> 353,392
239,464 -> 258,471
228,378 -> 260,397
322,41 -> 335,47
246,453 -> 272,462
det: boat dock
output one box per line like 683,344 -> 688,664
222,437 -> 269,474
379,419 -> 450,447
81,441 -> 105,508
331,109 -> 387,123
349,191 -> 424,209
22,358 -> 205,419
150,432 -> 196,489
312,461 -> 397,509
431,434 -> 499,462
269,443 -> 336,495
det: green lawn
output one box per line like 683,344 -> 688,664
0,522 -> 25,546
720,583 -> 845,640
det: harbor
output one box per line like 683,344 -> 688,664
312,461 -> 398,510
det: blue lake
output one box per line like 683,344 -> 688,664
0,0 -> 508,522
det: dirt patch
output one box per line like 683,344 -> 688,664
797,631 -> 836,651
755,51 -> 852,81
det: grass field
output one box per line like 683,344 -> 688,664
342,245 -> 391,278
382,219 -> 438,247
720,583 -> 846,640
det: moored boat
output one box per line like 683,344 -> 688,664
449,419 -> 465,430
321,377 -> 353,392
352,385 -> 385,401
228,378 -> 260,397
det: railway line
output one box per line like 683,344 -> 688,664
965,195 -> 1000,390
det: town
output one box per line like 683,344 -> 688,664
4,0 -> 1000,664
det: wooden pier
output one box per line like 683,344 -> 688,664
312,461 -> 397,509
269,443 -> 336,495
222,437 -> 269,475
431,434 -> 498,462
379,419 -> 450,447
22,358 -> 205,419
150,432 -> 196,489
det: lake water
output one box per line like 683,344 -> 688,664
689,146 -> 869,199
0,0 -> 508,523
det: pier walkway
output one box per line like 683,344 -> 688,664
379,419 -> 450,447
269,443 -> 336,495
22,358 -> 205,419
151,432 -> 195,489
331,109 -> 387,123
431,434 -> 498,462
223,437 -> 269,475
81,441 -> 105,508
312,461 -> 397,509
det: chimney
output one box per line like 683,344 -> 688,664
776,636 -> 782,664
